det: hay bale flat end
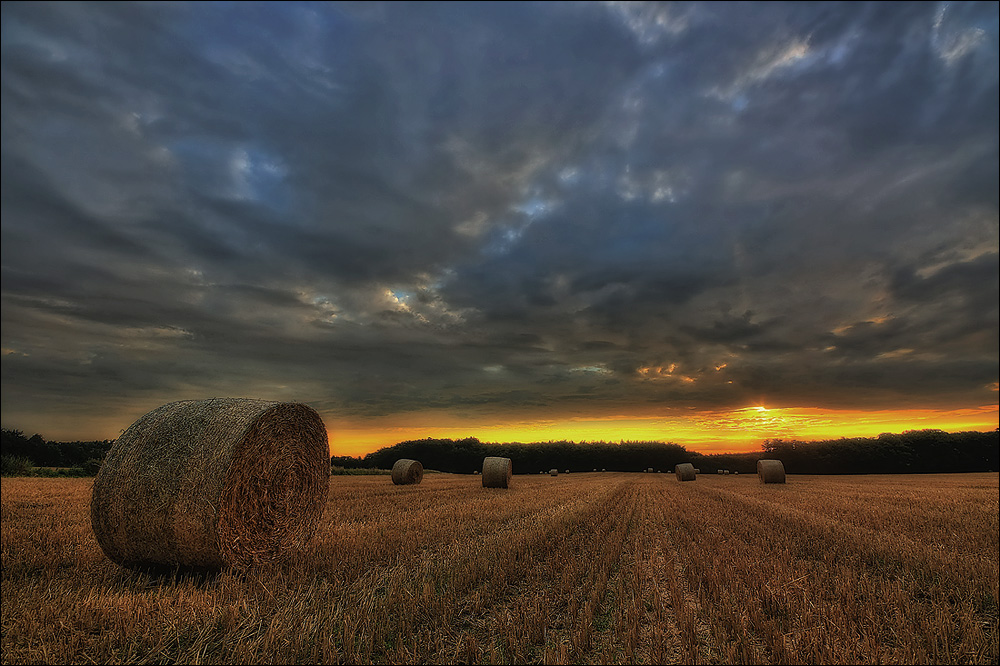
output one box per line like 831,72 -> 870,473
391,459 -> 423,485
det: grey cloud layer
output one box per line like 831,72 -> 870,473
2,1 -> 997,436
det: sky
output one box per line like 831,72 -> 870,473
2,1 -> 997,457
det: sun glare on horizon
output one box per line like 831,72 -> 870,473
325,403 -> 999,457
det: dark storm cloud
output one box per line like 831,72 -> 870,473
1,1 -> 997,436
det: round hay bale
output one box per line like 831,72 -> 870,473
724,470 -> 730,475
733,471 -> 739,475
565,469 -> 570,473
674,463 -> 696,482
391,458 -> 423,485
717,469 -> 724,475
757,459 -> 786,484
694,468 -> 701,474
91,398 -> 330,569
549,468 -> 559,476
482,457 -> 512,488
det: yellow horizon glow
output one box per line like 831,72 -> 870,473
326,404 -> 999,457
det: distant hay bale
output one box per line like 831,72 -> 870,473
717,469 -> 724,475
733,471 -> 739,475
565,469 -> 570,473
757,459 -> 786,484
549,468 -> 559,476
694,468 -> 701,474
91,398 -> 329,569
724,470 -> 730,475
646,467 -> 654,473
674,463 -> 696,482
482,457 -> 512,488
601,468 -> 606,472
391,459 -> 423,485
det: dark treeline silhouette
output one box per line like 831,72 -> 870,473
747,429 -> 999,474
3,426 -> 996,476
333,438 -> 695,474
333,429 -> 999,475
1,428 -> 113,473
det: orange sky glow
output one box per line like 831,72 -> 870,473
326,403 -> 1000,457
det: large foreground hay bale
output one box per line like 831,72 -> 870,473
674,463 -> 696,481
482,457 -> 512,488
549,468 -> 559,476
391,458 -> 423,485
91,398 -> 330,569
757,459 -> 786,484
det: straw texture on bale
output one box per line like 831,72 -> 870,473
391,459 -> 423,485
91,398 -> 330,569
549,468 -> 559,476
757,459 -> 786,484
674,463 -> 696,482
482,457 -> 513,488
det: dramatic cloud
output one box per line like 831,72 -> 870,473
2,1 -> 997,448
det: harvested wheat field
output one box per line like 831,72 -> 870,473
2,472 -> 997,664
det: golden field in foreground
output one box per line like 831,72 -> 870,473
2,472 -> 997,664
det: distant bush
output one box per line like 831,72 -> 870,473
82,458 -> 104,476
1,455 -> 33,476
1,428 -> 114,469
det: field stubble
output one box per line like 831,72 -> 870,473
1,472 -> 997,664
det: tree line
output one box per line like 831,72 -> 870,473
333,429 -> 999,475
1,429 -> 112,476
3,426 -> 996,477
